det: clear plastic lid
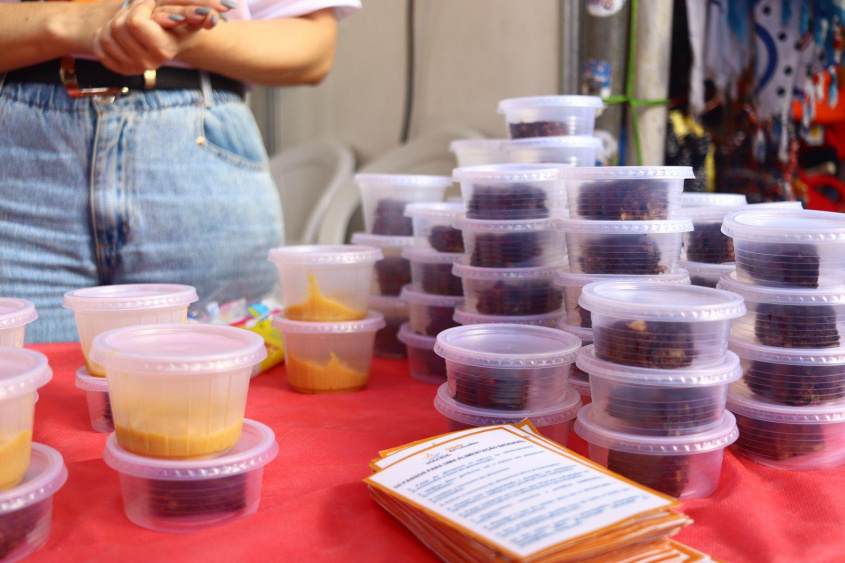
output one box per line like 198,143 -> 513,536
557,165 -> 694,180
727,381 -> 845,423
273,311 -> 386,334
554,267 -> 690,288
578,280 -> 746,321
498,95 -> 605,111
435,383 -> 582,427
577,345 -> 742,386
453,261 -> 558,281
350,233 -> 416,249
722,209 -> 845,243
730,339 -> 845,367
557,218 -> 694,234
63,284 -> 198,312
449,139 -> 507,153
400,285 -> 464,307
557,320 -> 594,343
501,136 -> 604,150
717,271 -> 845,304
402,247 -> 465,264
452,163 -> 563,183
680,201 -> 802,220
0,298 -> 38,329
0,348 -> 53,400
403,202 -> 466,219
453,306 -> 564,327
104,419 -> 279,480
74,366 -> 108,391
267,244 -> 384,265
0,443 -> 67,515
454,216 -> 558,233
679,260 -> 735,277
354,173 -> 453,188
397,322 -> 436,350
434,324 -> 581,368
90,323 -> 267,374
575,405 -> 738,455
681,193 -> 747,207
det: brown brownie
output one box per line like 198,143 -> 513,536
375,257 -> 411,296
606,450 -> 689,498
467,184 -> 549,220
594,319 -> 695,369
753,303 -> 840,348
469,232 -> 544,268
420,263 -> 463,296
509,121 -> 569,138
733,415 -> 826,461
739,243 -> 821,288
428,226 -> 465,253
576,182 -> 670,221
0,500 -> 49,560
475,280 -> 563,316
685,223 -> 735,263
744,360 -> 845,406
372,199 -> 413,235
453,366 -> 529,411
578,235 -> 665,275
146,474 -> 249,518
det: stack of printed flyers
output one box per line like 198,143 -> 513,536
366,422 -> 713,562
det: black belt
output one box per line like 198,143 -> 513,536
5,58 -> 246,99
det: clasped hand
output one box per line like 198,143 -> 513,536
93,0 -> 235,75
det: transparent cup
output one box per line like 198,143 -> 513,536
0,299 -> 37,348
453,261 -> 563,316
397,323 -> 447,384
74,367 -> 113,433
403,247 -> 464,296
453,164 -> 567,221
449,139 -> 510,167
456,216 -> 565,269
404,202 -> 466,252
503,135 -> 603,167
350,234 -> 415,297
680,259 -> 735,289
400,285 -> 463,337
498,95 -> 603,138
356,173 -> 452,235
368,295 -> 409,359
454,305 -> 565,329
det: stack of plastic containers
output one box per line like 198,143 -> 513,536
397,203 -> 466,384
90,324 -> 278,532
433,324 -> 582,446
719,208 -> 845,470
62,285 -> 199,433
269,245 -> 386,393
0,346 -> 66,560
574,281 -> 747,499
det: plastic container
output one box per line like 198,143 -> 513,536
454,306 -> 565,328
727,381 -> 845,470
718,271 -> 845,349
435,324 -> 581,411
356,173 -> 452,235
62,284 -> 197,377
579,280 -> 746,369
681,192 -> 747,208
554,267 -> 690,329
0,299 -> 37,348
74,367 -> 113,433
403,247 -> 464,296
435,383 -> 582,446
404,202 -> 466,253
681,202 -> 802,264
681,260 -> 735,289
498,95 -> 603,138
575,405 -> 738,499
397,323 -> 447,384
0,443 -> 67,561
367,295 -> 408,360
273,312 -> 384,394
400,285 -> 463,337
722,209 -> 845,289
89,324 -> 267,459
559,218 -> 692,275
350,233 -> 415,297
453,262 -> 563,316
104,419 -> 278,533
729,338 -> 845,406
268,245 -> 383,321
502,135 -> 603,167
453,164 -> 567,221
455,217 -> 565,268
0,348 -> 52,492
578,345 -> 741,436
449,139 -> 510,167
561,166 -> 693,221
569,376 -> 592,405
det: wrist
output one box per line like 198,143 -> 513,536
48,0 -> 122,54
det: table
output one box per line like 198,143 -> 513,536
24,343 -> 845,563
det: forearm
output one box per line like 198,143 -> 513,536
0,0 -> 121,73
176,9 -> 337,86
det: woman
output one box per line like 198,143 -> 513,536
0,0 -> 360,342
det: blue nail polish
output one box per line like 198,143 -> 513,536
211,13 -> 218,26
219,12 -> 228,21
168,14 -> 186,21
194,7 -> 211,15
221,0 -> 238,9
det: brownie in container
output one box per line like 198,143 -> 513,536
456,217 -> 564,269
356,173 -> 452,236
404,202 -> 466,252
453,164 -> 566,221
403,247 -> 464,296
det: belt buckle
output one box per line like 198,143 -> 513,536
59,56 -> 129,99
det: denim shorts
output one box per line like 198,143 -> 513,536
0,80 -> 283,343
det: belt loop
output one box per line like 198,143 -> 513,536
200,70 -> 213,108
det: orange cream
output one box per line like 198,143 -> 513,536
115,421 -> 243,459
287,351 -> 368,393
0,430 -> 32,491
284,275 -> 366,322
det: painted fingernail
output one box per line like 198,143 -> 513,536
219,12 -> 228,21
211,13 -> 218,26
168,14 -> 186,21
221,0 -> 238,9
194,7 -> 211,15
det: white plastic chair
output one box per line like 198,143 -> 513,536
316,127 -> 485,244
269,141 -> 356,245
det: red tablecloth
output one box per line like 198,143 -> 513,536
23,343 -> 845,563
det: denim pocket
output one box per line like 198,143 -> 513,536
198,101 -> 269,172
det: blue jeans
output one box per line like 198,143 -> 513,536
0,80 -> 283,343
